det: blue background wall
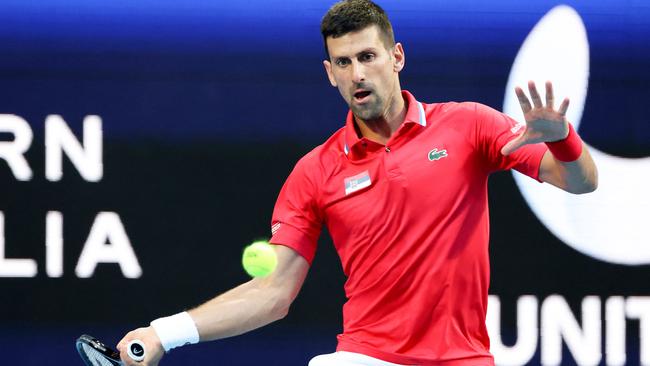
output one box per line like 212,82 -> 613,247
0,1 -> 648,365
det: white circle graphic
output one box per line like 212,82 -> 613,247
503,5 -> 650,265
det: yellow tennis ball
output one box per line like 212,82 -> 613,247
242,241 -> 277,277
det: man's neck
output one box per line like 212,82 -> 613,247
354,91 -> 407,145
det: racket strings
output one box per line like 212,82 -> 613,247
80,343 -> 119,366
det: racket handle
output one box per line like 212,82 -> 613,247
126,339 -> 146,362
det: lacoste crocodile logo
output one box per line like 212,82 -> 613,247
428,148 -> 448,161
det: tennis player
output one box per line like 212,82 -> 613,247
117,1 -> 597,365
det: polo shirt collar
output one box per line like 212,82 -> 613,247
343,90 -> 426,157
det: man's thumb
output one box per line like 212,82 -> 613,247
501,135 -> 525,156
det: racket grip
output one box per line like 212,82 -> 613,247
126,339 -> 146,362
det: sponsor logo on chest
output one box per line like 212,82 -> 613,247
428,148 -> 448,161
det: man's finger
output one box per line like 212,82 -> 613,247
528,81 -> 543,108
558,97 -> 570,116
545,81 -> 554,109
515,87 -> 532,114
117,334 -> 131,351
120,354 -> 134,366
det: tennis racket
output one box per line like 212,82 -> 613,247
76,334 -> 146,365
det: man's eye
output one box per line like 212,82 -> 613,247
361,53 -> 375,62
336,59 -> 350,67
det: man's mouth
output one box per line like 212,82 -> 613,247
353,90 -> 372,103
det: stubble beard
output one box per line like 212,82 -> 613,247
350,93 -> 385,122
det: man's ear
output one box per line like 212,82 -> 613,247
323,60 -> 338,87
393,42 -> 405,72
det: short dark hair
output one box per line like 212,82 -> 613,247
320,0 -> 395,58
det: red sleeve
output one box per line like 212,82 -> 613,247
270,155 -> 322,265
474,103 -> 547,182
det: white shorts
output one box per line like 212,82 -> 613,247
308,351 -> 409,366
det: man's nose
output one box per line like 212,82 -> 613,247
351,61 -> 365,83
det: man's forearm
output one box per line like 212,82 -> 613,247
188,278 -> 291,342
540,143 -> 598,194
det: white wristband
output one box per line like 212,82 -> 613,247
150,311 -> 200,352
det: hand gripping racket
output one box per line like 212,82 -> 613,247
76,334 -> 146,365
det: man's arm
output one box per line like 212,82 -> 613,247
501,81 -> 598,194
116,244 -> 309,366
190,244 -> 309,340
538,145 -> 597,194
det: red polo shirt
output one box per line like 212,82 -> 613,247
270,91 -> 547,365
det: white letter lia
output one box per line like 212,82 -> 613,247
75,212 -> 142,278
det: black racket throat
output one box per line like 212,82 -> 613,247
76,334 -> 122,366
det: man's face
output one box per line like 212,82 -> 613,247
323,25 -> 405,122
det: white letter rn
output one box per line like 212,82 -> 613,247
46,115 -> 103,182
